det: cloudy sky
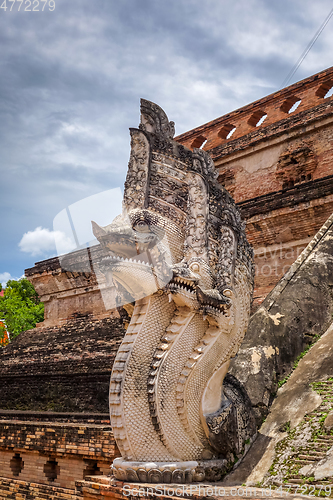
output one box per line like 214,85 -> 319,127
1,0 -> 333,286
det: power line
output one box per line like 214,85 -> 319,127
281,5 -> 333,89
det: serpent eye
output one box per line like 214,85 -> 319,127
190,262 -> 200,273
134,222 -> 150,233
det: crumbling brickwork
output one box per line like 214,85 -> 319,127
175,67 -> 333,154
0,478 -> 83,500
0,316 -> 124,412
0,421 -> 117,460
0,419 -> 118,489
0,317 -> 123,493
25,246 -> 118,328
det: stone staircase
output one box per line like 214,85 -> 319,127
265,379 -> 333,494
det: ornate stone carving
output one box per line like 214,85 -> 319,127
92,100 -> 256,482
123,129 -> 150,210
139,98 -> 175,141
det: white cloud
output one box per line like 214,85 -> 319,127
19,227 -> 75,257
0,272 -> 24,288
0,272 -> 13,288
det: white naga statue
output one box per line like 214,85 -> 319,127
93,100 -> 256,483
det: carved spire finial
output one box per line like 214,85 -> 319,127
139,99 -> 175,140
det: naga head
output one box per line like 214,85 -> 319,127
92,99 -> 254,329
92,208 -> 179,304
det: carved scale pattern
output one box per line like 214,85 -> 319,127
178,262 -> 252,444
109,297 -> 150,459
121,293 -> 176,462
147,306 -> 195,455
176,321 -> 221,442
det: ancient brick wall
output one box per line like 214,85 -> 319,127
0,421 -> 118,487
25,246 -> 118,328
0,421 -> 117,459
175,66 -> 333,155
0,314 -> 123,493
0,416 -> 120,492
0,291 -> 124,494
0,478 -> 83,499
0,316 -> 124,412
0,451 -> 109,491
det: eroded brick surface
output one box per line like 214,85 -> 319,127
0,474 -> 84,498
0,317 -> 124,412
0,420 -> 119,491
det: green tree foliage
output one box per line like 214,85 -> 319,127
0,278 -> 44,342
